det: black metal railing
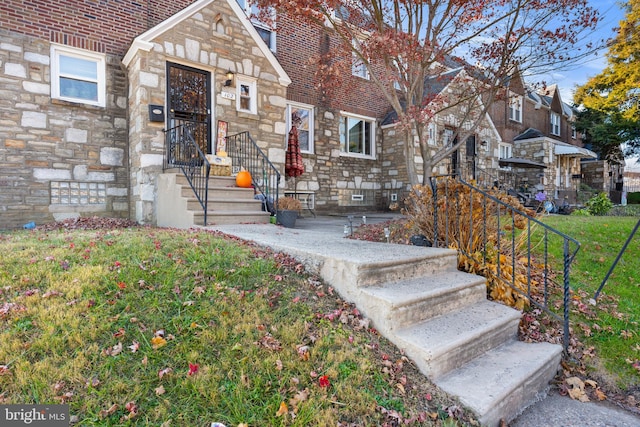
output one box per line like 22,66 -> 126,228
163,123 -> 211,224
424,175 -> 581,352
594,218 -> 640,300
226,132 -> 280,214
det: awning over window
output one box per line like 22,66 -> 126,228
498,157 -> 547,169
554,142 -> 597,158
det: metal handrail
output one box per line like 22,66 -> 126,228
594,218 -> 640,300
163,123 -> 210,224
426,175 -> 581,352
225,132 -> 280,214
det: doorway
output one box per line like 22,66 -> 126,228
167,62 -> 212,156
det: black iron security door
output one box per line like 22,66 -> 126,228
167,62 -> 212,155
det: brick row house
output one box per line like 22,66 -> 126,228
0,0 -> 612,229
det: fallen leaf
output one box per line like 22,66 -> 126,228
275,359 -> 283,371
276,401 -> 288,417
188,363 -> 199,376
158,367 -> 173,379
594,388 -> 607,401
104,342 -> 123,357
128,341 -> 140,353
566,377 -> 589,402
296,345 -> 310,360
255,333 -> 282,351
155,385 -> 166,395
99,403 -> 118,418
318,375 -> 330,388
0,365 -> 9,375
289,388 -> 309,412
113,328 -> 126,338
151,336 -> 167,349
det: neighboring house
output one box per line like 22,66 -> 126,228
1,0 -> 612,230
380,66 -> 502,196
0,0 -> 290,229
488,70 -> 598,205
273,11 -> 391,211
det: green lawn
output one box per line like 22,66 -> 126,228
0,226 -> 469,426
542,215 -> 640,390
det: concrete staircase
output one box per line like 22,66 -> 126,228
211,221 -> 563,426
218,226 -> 564,427
157,172 -> 270,228
336,247 -> 562,426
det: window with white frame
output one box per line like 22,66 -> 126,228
499,143 -> 512,159
442,128 -> 455,146
340,113 -> 375,157
236,77 -> 257,114
427,123 -> 436,145
51,44 -> 106,107
508,94 -> 523,122
287,103 -> 314,153
236,0 -> 276,51
571,124 -> 577,139
550,112 -> 561,136
351,39 -> 370,79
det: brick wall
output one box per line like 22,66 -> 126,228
0,0 -> 195,56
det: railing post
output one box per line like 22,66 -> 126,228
430,177 -> 439,248
563,238 -> 571,354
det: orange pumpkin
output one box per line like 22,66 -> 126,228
235,170 -> 252,188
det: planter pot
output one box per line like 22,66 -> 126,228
276,210 -> 298,228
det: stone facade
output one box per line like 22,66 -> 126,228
0,0 -> 290,229
0,29 -> 129,229
123,0 -> 289,223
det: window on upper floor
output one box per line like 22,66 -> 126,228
550,112 -> 561,136
352,39 -> 370,80
287,103 -> 314,154
236,0 -> 276,51
51,44 -> 106,107
571,124 -> 577,139
340,113 -> 375,158
508,94 -> 523,123
236,76 -> 257,114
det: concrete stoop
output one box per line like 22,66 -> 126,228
157,172 -> 270,228
322,246 -> 562,427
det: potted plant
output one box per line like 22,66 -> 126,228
276,196 -> 301,228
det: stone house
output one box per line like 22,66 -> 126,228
2,0 -> 607,229
0,0 -> 290,229
488,69 -> 598,204
380,66 -> 502,198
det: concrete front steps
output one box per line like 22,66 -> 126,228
325,244 -> 562,426
157,172 -> 270,228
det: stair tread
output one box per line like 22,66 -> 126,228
361,271 -> 485,307
196,210 -> 270,216
395,301 -> 520,355
435,340 -> 562,420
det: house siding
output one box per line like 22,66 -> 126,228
0,29 -> 129,229
275,14 -> 391,211
125,0 -> 288,223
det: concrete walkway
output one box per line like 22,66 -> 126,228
210,213 -> 640,427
